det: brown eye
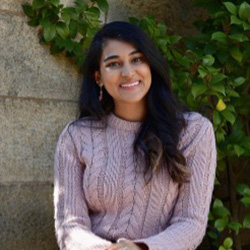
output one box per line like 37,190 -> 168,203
132,57 -> 143,64
106,61 -> 121,68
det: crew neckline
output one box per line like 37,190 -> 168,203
107,113 -> 142,131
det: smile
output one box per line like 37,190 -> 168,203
120,81 -> 141,88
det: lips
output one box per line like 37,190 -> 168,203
120,80 -> 141,88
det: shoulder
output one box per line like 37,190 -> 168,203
179,112 -> 215,153
57,117 -> 106,143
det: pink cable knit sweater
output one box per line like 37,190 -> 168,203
54,112 -> 217,250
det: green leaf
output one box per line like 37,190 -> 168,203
213,207 -> 230,217
49,0 -> 60,7
241,197 -> 250,206
223,2 -> 237,15
215,217 -> 228,232
39,18 -> 50,28
234,145 -> 245,156
239,2 -> 250,23
229,46 -> 242,62
229,33 -> 248,42
228,222 -> 242,234
169,35 -> 181,45
211,84 -> 226,95
234,77 -> 245,86
219,246 -> 226,250
198,66 -> 207,78
202,55 -> 215,66
213,198 -> 224,208
223,237 -> 233,248
191,84 -> 207,99
221,110 -> 236,124
226,88 -> 240,97
211,31 -> 227,44
231,15 -> 242,25
97,0 -> 109,13
32,0 -> 45,9
213,111 -> 221,125
210,73 -> 227,84
69,20 -> 77,39
236,183 -> 249,195
56,22 -> 69,39
207,230 -> 218,239
243,214 -> 250,228
28,18 -> 39,27
43,25 -> 56,42
243,21 -> 250,30
22,4 -> 36,18
244,188 -> 250,197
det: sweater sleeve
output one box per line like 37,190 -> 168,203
134,116 -> 217,250
53,123 -> 111,250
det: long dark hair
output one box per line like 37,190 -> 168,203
79,21 -> 190,183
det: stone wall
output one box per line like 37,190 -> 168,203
0,0 -> 206,249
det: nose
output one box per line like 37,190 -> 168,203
121,63 -> 135,77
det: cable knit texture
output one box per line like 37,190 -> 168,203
54,112 -> 217,250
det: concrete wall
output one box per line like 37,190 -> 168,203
0,0 -> 206,249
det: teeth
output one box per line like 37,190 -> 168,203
120,81 -> 140,88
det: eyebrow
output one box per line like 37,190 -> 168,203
103,50 -> 140,62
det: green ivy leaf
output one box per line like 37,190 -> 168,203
207,230 -> 218,239
210,73 -> 227,84
243,214 -> 250,228
49,0 -> 60,7
219,246 -> 226,250
97,0 -> 109,13
231,15 -> 242,25
223,2 -> 237,16
236,183 -> 249,195
213,207 -> 230,217
43,25 -> 56,42
243,21 -> 250,30
239,2 -> 250,23
28,18 -> 39,27
213,198 -> 224,208
191,84 -> 207,99
39,18 -> 50,28
226,88 -> 240,97
211,84 -> 226,95
213,111 -> 221,125
228,222 -> 242,234
234,77 -> 245,86
32,0 -> 45,9
221,110 -> 236,124
211,31 -> 227,44
69,20 -> 78,39
223,237 -> 233,248
22,4 -> 36,18
56,22 -> 69,39
229,46 -> 242,62
241,197 -> 250,206
202,55 -> 215,66
215,217 -> 228,232
229,33 -> 248,42
234,145 -> 245,156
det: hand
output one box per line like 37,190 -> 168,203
104,239 -> 143,250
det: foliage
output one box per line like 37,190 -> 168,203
22,0 -> 108,66
22,0 -> 250,249
130,1 -> 250,249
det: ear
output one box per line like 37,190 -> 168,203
94,71 -> 102,86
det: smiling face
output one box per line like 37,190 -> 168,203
95,39 -> 152,119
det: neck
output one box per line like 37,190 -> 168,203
113,102 -> 146,122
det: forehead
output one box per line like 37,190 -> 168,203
101,39 -> 139,58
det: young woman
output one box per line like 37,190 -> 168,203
54,21 -> 217,250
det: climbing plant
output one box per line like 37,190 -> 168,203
22,0 -> 250,249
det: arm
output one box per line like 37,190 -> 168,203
133,117 -> 217,250
54,123 -> 111,250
